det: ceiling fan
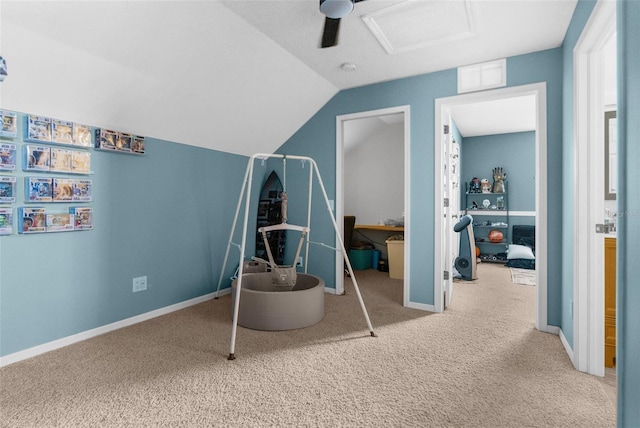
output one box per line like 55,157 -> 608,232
319,0 -> 365,48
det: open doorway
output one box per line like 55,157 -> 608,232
335,106 -> 410,305
435,83 -> 549,334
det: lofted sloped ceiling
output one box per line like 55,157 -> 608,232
0,1 -> 577,156
0,1 -> 338,156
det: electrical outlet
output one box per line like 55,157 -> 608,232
297,257 -> 303,268
133,276 -> 147,293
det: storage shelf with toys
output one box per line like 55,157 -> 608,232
464,170 -> 509,259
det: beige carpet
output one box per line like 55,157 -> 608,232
0,264 -> 615,427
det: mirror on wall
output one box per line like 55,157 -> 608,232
604,111 -> 617,200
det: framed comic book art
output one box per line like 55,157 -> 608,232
132,135 -> 145,154
116,132 -> 132,152
46,213 -> 74,232
51,148 -> 72,173
70,206 -> 93,230
52,119 -> 73,145
71,151 -> 91,174
0,110 -> 18,138
24,145 -> 51,172
0,143 -> 16,171
26,177 -> 53,202
95,128 -> 117,150
73,123 -> 92,147
0,176 -> 16,203
53,178 -> 74,202
72,179 -> 92,202
0,208 -> 13,235
18,207 -> 46,234
25,115 -> 52,143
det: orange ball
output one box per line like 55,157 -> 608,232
488,230 -> 504,243
475,246 -> 481,257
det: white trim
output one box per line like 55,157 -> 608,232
434,106 -> 445,313
535,84 -> 549,333
435,83 -> 548,331
508,211 -> 536,217
0,291 -> 226,368
559,328 -> 575,366
335,115 -> 344,295
324,286 -> 338,295
546,325 -> 560,335
403,108 -> 412,307
572,0 -> 615,376
335,106 -> 411,307
406,301 -> 436,312
469,210 -> 536,217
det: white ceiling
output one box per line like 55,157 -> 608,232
450,95 -> 537,138
343,112 -> 403,153
0,1 -> 578,156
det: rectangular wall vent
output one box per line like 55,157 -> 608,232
457,59 -> 507,94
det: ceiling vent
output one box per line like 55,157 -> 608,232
362,0 -> 476,55
457,59 -> 507,94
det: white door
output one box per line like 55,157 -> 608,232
450,137 -> 461,266
443,111 -> 457,308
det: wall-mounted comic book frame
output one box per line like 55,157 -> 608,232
0,110 -> 144,235
94,128 -> 145,155
0,111 -> 98,235
0,109 -> 145,235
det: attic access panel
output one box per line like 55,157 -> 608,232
363,0 -> 476,54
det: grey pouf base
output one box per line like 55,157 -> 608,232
231,272 -> 325,331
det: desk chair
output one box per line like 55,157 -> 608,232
344,216 -> 356,275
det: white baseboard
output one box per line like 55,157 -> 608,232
405,300 -> 436,312
324,287 -> 338,295
0,289 -> 229,368
546,325 -> 560,335
559,328 -> 575,366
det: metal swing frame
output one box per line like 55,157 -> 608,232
215,153 -> 376,360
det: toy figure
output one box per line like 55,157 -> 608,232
469,177 -> 481,193
492,167 -> 506,193
481,178 -> 491,193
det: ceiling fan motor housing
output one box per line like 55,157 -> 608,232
320,0 -> 354,19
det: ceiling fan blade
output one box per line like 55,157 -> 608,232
321,17 -> 341,48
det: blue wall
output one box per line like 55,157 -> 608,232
617,1 -> 640,424
278,48 -> 563,320
461,132 -> 536,211
0,114 -> 247,357
560,0 -> 597,357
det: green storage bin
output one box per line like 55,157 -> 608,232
348,249 -> 373,270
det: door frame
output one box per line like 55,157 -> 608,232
434,83 -> 548,330
335,105 -> 411,305
573,0 -> 616,376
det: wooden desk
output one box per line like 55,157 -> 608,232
355,225 -> 404,232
